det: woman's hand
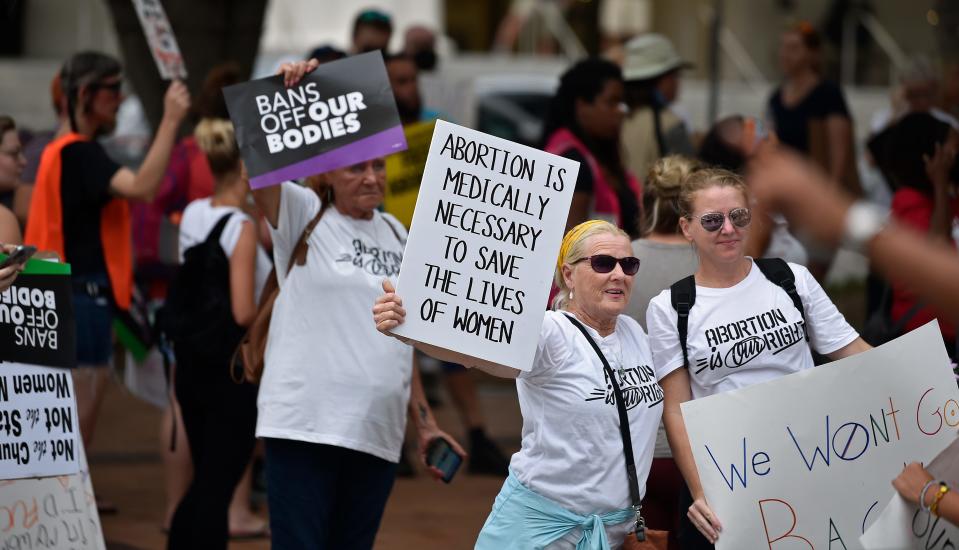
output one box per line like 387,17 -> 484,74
373,279 -> 408,337
893,462 -> 935,506
924,141 -> 956,191
0,244 -> 25,292
417,430 -> 468,482
276,58 -> 320,88
688,496 -> 722,544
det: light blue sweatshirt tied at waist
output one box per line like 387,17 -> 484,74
475,470 -> 635,550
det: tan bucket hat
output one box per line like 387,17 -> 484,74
622,33 -> 692,81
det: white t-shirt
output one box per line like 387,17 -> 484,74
511,310 -> 663,522
256,183 -> 412,463
646,260 -> 858,400
178,198 -> 272,302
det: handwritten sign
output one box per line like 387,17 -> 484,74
0,258 -> 75,369
384,120 -> 436,228
223,52 -> 407,189
860,434 -> 959,549
681,322 -> 959,549
131,0 -> 187,80
0,363 -> 80,480
0,445 -> 104,549
392,120 -> 578,371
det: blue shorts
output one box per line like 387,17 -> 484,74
73,274 -> 113,366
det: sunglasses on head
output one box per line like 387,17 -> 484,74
691,207 -> 751,232
576,255 -> 640,275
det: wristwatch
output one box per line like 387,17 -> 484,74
841,201 -> 888,253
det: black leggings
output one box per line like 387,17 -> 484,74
167,351 -> 258,550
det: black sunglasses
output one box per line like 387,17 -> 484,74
90,80 -> 122,95
691,207 -> 751,232
576,255 -> 640,275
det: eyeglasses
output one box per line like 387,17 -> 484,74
690,207 -> 751,232
90,80 -> 122,96
576,255 -> 640,275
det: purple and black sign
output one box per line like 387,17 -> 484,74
223,51 -> 407,189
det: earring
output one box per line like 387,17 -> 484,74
569,289 -> 574,301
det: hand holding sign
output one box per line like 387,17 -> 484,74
161,80 -> 190,125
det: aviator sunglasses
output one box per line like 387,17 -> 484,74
576,255 -> 640,275
691,207 -> 751,232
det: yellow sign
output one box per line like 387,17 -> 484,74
384,120 -> 436,228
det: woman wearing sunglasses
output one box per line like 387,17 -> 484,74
374,220 -> 664,549
645,168 -> 870,548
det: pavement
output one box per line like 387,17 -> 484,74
91,371 -> 522,550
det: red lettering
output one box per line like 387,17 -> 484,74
759,498 -> 814,549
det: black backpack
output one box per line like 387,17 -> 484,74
669,258 -> 809,370
160,213 -> 246,363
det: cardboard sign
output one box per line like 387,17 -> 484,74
223,52 -> 408,189
391,120 -> 578,371
131,0 -> 187,80
0,259 -> 75,369
0,442 -> 104,549
681,322 -> 959,549
0,363 -> 80,479
860,434 -> 959,549
384,120 -> 436,228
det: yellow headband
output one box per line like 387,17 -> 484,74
557,220 -> 606,271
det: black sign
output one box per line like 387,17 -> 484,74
223,51 -> 407,189
0,273 -> 76,368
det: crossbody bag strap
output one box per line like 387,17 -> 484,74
563,313 -> 646,542
286,201 -> 330,276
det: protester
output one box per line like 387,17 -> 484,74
620,33 -> 694,182
165,118 -> 270,549
893,463 -> 959,527
697,115 -> 808,265
402,25 -> 439,72
24,51 -> 189,512
867,113 -> 958,356
0,116 -> 26,215
645,168 -> 871,547
375,220 -> 663,549
620,155 -> 698,550
350,8 -> 393,54
749,148 -> 959,321
384,54 -> 442,125
542,58 -> 643,237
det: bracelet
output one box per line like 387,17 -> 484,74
920,480 -> 939,512
841,200 -> 888,253
931,483 -> 951,517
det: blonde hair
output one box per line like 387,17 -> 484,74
678,167 -> 750,219
643,155 -> 701,236
194,117 -> 240,179
552,220 -> 628,310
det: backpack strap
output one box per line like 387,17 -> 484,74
754,258 -> 809,342
205,213 -> 235,245
669,275 -> 696,369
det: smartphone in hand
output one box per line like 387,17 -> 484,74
426,437 -> 462,484
0,245 -> 37,269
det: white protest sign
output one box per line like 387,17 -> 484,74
681,322 -> 959,549
392,120 -> 578,371
131,0 -> 187,80
0,364 -> 80,479
860,434 -> 959,549
0,442 -> 104,549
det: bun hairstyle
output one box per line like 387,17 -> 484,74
678,167 -> 750,220
643,155 -> 701,236
194,118 -> 240,179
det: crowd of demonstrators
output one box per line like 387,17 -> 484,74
23,51 -> 190,513
543,58 -> 643,237
164,118 -> 272,549
375,220 -> 662,548
620,34 -> 694,183
646,168 -> 871,547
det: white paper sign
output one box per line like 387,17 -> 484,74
131,0 -> 187,80
681,322 -> 959,549
860,434 -> 959,549
392,120 -> 578,371
0,443 -> 104,549
0,363 -> 80,479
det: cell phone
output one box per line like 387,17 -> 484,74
0,245 -> 37,269
426,437 -> 462,484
